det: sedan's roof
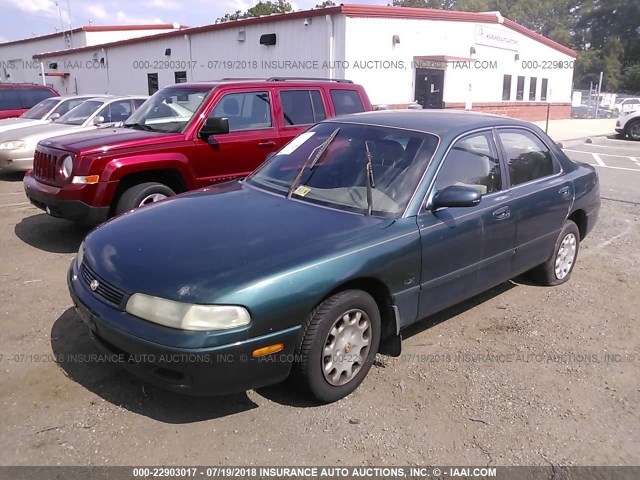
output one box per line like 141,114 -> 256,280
327,110 -> 537,137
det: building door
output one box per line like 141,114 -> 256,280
147,73 -> 159,95
414,68 -> 444,109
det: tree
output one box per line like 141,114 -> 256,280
315,0 -> 336,7
217,1 -> 293,22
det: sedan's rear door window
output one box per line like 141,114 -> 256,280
497,129 -> 558,186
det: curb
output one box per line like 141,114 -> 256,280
555,133 -> 616,149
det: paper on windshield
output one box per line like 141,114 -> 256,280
279,131 -> 316,156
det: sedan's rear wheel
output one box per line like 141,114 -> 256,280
294,290 -> 380,403
530,220 -> 580,286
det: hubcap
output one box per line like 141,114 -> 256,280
555,233 -> 577,280
322,309 -> 371,386
139,193 -> 167,207
630,124 -> 640,139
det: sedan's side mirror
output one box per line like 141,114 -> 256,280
48,113 -> 60,121
93,115 -> 105,125
199,117 -> 229,141
431,185 -> 482,210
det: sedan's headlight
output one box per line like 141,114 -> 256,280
60,155 -> 73,178
0,141 -> 26,150
76,240 -> 85,266
126,293 -> 251,331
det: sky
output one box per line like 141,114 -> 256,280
0,0 -> 388,43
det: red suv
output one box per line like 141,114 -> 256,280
24,78 -> 372,224
0,84 -> 58,119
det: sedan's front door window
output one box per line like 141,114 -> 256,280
97,100 -> 133,123
433,131 -> 501,195
498,129 -> 558,186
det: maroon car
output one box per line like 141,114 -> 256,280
0,83 -> 58,119
24,78 -> 372,224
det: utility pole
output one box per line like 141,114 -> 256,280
595,71 -> 603,119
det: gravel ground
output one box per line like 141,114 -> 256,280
0,163 -> 638,467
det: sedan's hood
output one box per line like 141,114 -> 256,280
83,182 -> 394,303
43,127 -> 182,154
0,122 -> 87,143
0,118 -> 47,133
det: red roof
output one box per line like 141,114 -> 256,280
31,4 -> 575,59
0,24 -> 187,48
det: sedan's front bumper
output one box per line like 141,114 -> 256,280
67,260 -> 301,395
0,156 -> 33,171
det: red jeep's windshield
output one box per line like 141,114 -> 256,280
124,87 -> 210,133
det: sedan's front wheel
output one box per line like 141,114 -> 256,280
294,290 -> 381,403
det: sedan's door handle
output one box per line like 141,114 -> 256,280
492,206 -> 511,220
257,141 -> 277,148
559,186 -> 571,198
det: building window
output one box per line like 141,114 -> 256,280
147,73 -> 159,95
175,71 -> 187,84
529,77 -> 537,101
502,75 -> 512,101
516,76 -> 525,101
541,78 -> 548,101
280,90 -> 326,126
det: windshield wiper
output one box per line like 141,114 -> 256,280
124,122 -> 155,132
288,128 -> 340,199
364,140 -> 375,215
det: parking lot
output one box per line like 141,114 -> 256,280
0,137 -> 639,467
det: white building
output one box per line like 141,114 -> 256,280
0,24 -> 186,85
1,5 -> 577,120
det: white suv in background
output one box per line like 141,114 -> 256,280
616,110 -> 640,140
613,98 -> 640,115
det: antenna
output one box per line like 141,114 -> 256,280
66,0 -> 74,47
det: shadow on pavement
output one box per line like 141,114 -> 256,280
51,308 -> 258,423
0,171 -> 25,182
15,213 -> 91,254
389,280 -> 518,343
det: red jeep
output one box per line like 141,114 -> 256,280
0,83 -> 58,119
23,78 -> 372,224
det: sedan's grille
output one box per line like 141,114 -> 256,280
80,263 -> 126,308
33,149 -> 58,184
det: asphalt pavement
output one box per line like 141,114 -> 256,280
562,135 -> 640,205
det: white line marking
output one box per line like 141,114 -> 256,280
630,156 -> 640,166
591,153 -> 606,166
582,221 -> 634,258
1,202 -> 30,207
0,192 -> 23,196
579,143 -> 638,150
593,164 -> 640,172
565,149 -> 638,159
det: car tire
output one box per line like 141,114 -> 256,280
530,220 -> 580,286
625,120 -> 640,141
294,290 -> 381,403
115,182 -> 175,215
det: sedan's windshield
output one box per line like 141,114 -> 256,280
124,87 -> 210,133
247,122 -> 439,217
20,98 -> 58,119
56,100 -> 104,125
